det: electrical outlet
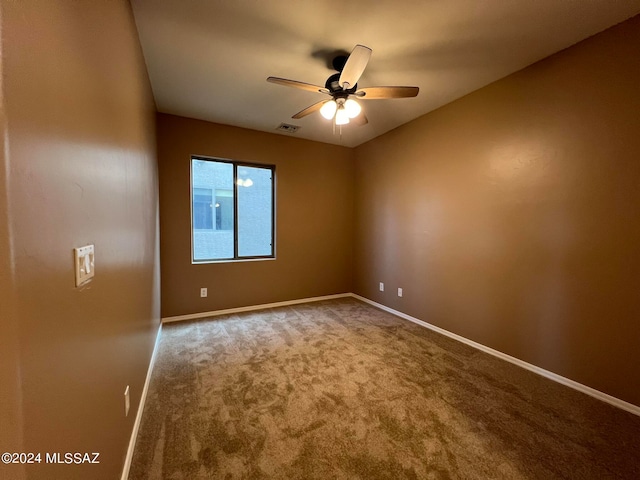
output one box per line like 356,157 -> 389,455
124,385 -> 130,417
398,288 -> 403,297
379,282 -> 384,292
200,287 -> 207,298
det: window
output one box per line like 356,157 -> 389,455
191,157 -> 275,262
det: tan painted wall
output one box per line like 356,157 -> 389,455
1,1 -> 160,479
158,114 -> 354,317
0,5 -> 25,478
354,16 -> 640,406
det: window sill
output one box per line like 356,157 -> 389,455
192,256 -> 276,265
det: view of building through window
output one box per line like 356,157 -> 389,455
191,158 -> 274,261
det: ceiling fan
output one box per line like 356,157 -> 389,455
267,45 -> 419,127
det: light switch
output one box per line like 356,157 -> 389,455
74,245 -> 95,286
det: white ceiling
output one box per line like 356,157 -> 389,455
131,1 -> 640,148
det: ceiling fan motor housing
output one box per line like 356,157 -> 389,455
325,73 -> 357,97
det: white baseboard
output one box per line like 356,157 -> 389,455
120,322 -> 163,480
161,293 -> 352,323
352,293 -> 640,417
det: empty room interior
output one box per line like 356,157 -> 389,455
2,1 -> 640,479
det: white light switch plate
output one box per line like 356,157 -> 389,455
74,245 -> 95,287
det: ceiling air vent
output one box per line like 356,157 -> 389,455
276,123 -> 300,134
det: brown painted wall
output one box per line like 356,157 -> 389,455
0,5 -> 25,478
354,16 -> 640,406
158,114 -> 354,317
1,1 -> 160,479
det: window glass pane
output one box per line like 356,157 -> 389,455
237,166 -> 273,257
192,160 -> 234,260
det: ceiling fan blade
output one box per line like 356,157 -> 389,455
339,45 -> 372,90
267,77 -> 329,94
292,100 -> 329,119
355,86 -> 419,99
352,112 -> 369,126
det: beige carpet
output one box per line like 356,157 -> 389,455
128,298 -> 640,479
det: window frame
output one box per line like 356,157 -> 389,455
190,156 -> 276,263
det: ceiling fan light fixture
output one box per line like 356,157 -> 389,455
344,98 -> 361,118
320,100 -> 337,120
335,106 -> 350,125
